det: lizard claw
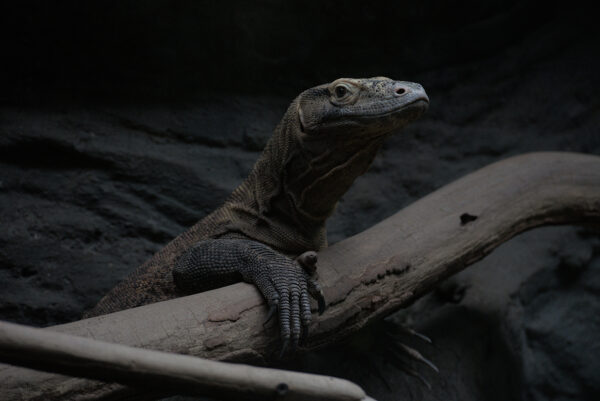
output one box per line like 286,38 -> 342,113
401,327 -> 432,344
301,324 -> 309,345
308,279 -> 326,314
279,339 -> 289,359
263,303 -> 277,326
398,343 -> 439,373
317,292 -> 326,315
376,319 -> 438,387
389,348 -> 433,388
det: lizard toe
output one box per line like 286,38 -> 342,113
300,290 -> 312,344
308,278 -> 326,314
277,288 -> 291,356
290,290 -> 301,351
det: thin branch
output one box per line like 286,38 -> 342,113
1,152 -> 599,400
0,320 -> 371,401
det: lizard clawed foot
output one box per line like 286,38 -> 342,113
238,244 -> 326,357
172,239 -> 326,358
380,320 -> 438,386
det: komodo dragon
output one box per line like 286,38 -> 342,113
86,77 -> 429,354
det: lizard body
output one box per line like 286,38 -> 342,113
86,77 -> 428,349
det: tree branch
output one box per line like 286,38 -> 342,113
1,152 -> 599,400
0,320 -> 371,401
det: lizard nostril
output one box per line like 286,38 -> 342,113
395,87 -> 406,96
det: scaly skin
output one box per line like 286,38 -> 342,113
86,77 -> 429,351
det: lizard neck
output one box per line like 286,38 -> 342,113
225,99 -> 385,252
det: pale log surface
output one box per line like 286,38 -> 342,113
1,152 -> 598,400
0,320 -> 370,401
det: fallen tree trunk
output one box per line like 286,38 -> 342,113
0,320 -> 372,401
1,152 -> 599,400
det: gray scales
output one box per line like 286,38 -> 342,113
86,77 -> 429,352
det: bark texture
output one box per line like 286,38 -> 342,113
0,152 -> 598,400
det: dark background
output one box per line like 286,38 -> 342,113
1,1 -> 599,400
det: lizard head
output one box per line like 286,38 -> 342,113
242,77 -> 429,251
297,77 -> 428,138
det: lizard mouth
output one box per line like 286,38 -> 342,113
364,97 -> 429,119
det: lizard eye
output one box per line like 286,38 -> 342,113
335,85 -> 348,98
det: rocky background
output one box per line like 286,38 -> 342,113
1,1 -> 599,400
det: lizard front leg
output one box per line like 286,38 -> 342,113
172,239 -> 326,354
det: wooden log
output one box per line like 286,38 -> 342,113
0,320 -> 371,401
1,152 -> 599,400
